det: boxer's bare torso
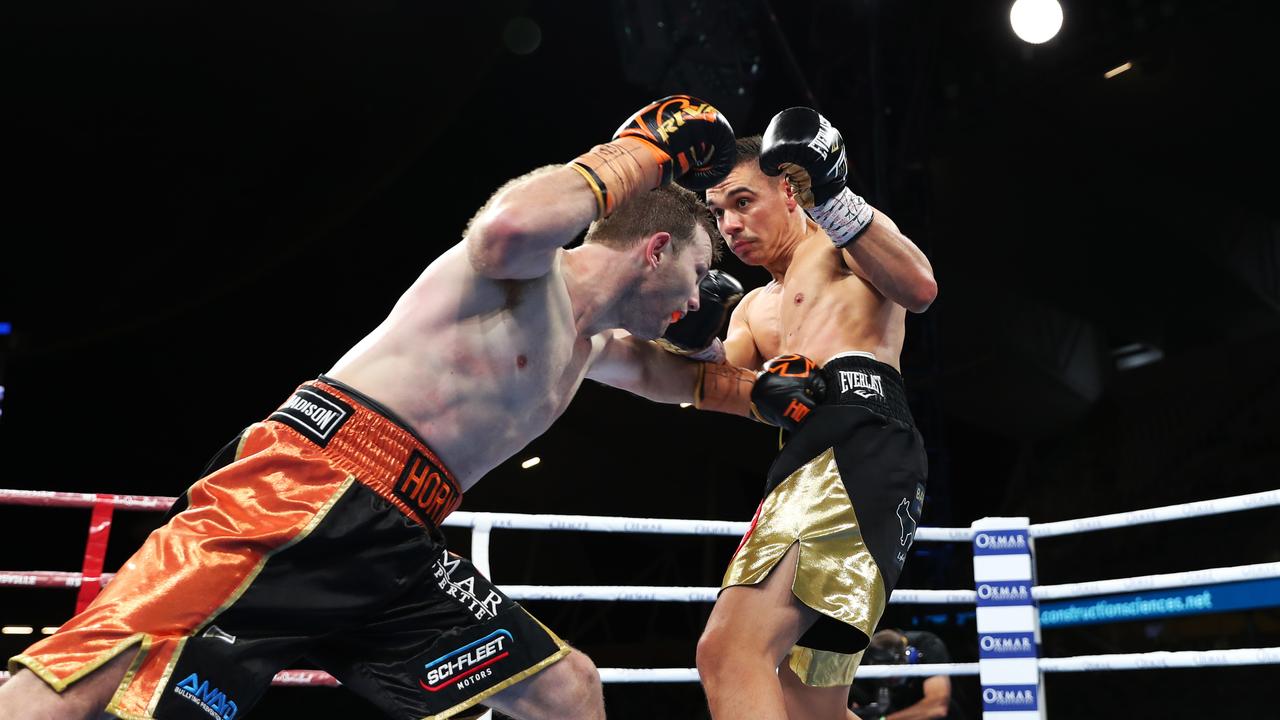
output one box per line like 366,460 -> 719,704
328,243 -> 591,489
727,221 -> 907,371
326,165 -> 713,490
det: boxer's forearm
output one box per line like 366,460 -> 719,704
839,210 -> 937,313
590,333 -> 758,417
588,332 -> 700,405
694,362 -> 756,419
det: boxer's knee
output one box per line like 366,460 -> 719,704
548,650 -> 603,717
500,648 -> 603,720
696,625 -> 735,689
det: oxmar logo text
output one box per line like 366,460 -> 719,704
976,583 -> 1031,603
979,634 -> 1035,656
174,673 -> 238,720
982,687 -> 1036,709
974,532 -> 1027,551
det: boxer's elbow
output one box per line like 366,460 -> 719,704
466,206 -> 548,279
906,273 -> 937,313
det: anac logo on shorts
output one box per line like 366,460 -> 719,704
419,629 -> 513,692
173,672 -> 239,720
269,387 -> 353,447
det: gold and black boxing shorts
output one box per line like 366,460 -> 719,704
11,377 -> 569,720
722,352 -> 928,687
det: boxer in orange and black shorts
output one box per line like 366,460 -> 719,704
3,93 -> 737,720
10,378 -> 569,720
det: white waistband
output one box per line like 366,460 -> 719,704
823,350 -> 877,364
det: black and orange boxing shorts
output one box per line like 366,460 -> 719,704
9,377 -> 570,719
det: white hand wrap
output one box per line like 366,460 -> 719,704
684,338 -> 726,364
807,186 -> 874,248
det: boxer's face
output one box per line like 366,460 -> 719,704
625,227 -> 712,340
706,162 -> 795,267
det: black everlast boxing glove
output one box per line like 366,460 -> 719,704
614,95 -> 737,190
655,270 -> 744,362
760,107 -> 874,248
750,354 -> 827,431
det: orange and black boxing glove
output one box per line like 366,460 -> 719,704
750,354 -> 827,431
570,95 -> 736,218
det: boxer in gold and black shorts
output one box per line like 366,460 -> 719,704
9,377 -> 569,720
724,352 -> 928,687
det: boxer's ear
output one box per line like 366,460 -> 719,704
644,232 -> 672,268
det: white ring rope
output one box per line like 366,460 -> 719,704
1037,647 -> 1280,672
16,559 -> 1276,606
4,488 -> 1277,542
598,664 -> 982,683
443,511 -> 970,542
0,489 -> 175,511
501,586 -> 976,605
1034,561 -> 1280,601
1029,489 -> 1280,538
2,486 -> 1280,698
4,648 -> 1278,689
14,560 -> 1278,606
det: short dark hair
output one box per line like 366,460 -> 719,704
585,184 -> 721,262
735,135 -> 763,168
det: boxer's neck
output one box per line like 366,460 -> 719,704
762,210 -> 812,282
561,244 -> 638,336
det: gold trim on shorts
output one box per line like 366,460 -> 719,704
721,447 -> 887,684
787,646 -> 865,688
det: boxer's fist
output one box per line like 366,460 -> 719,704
750,354 -> 827,431
761,107 -> 874,247
615,95 -> 736,190
760,107 -> 849,208
656,270 -> 744,360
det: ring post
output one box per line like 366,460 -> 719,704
972,517 -> 1044,719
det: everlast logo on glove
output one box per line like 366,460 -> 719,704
269,388 -> 353,447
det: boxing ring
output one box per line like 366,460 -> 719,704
2,487 -> 1278,718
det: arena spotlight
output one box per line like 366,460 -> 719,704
1105,62 -> 1133,79
1010,0 -> 1064,44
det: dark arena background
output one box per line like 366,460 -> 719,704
3,1 -> 1278,718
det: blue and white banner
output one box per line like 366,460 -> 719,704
972,517 -> 1044,719
1039,578 -> 1280,628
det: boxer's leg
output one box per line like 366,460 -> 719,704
697,544 -> 817,720
483,648 -> 604,720
0,652 -> 132,720
779,662 -> 859,720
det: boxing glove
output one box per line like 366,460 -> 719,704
760,107 -> 874,247
656,270 -> 744,362
614,95 -> 737,190
750,354 -> 827,431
